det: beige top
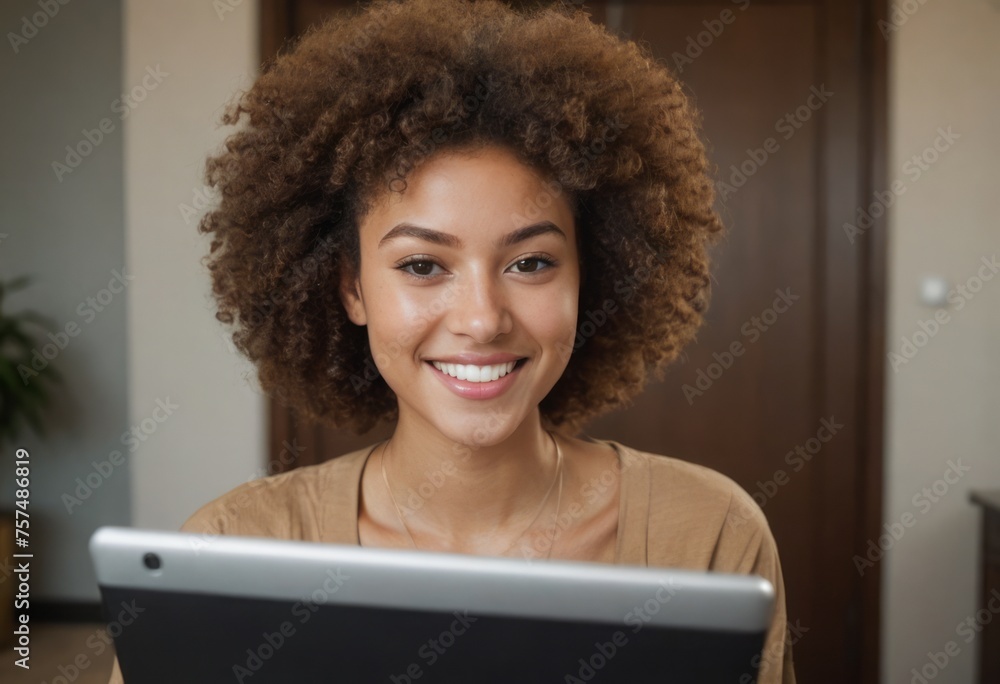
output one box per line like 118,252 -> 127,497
107,438 -> 796,683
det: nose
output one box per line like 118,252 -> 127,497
444,268 -> 513,343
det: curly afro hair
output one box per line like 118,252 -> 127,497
199,0 -> 724,437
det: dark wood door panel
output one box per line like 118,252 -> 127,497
594,3 -> 822,476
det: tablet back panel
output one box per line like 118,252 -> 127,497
90,526 -> 774,683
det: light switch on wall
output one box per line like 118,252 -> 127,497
919,275 -> 951,308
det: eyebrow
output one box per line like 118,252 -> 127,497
377,220 -> 567,250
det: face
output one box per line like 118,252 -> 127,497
339,144 -> 580,447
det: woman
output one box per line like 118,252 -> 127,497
108,0 -> 796,681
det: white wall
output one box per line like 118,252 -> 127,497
124,0 -> 265,532
883,1 -> 1000,682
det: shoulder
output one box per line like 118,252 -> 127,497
608,439 -> 775,572
616,440 -> 762,523
178,444 -> 373,539
641,445 -> 746,505
607,441 -> 796,682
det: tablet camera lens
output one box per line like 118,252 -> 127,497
143,552 -> 162,570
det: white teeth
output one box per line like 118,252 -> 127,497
431,360 -> 518,383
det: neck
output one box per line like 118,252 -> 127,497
379,409 -> 562,552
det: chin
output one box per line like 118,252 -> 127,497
452,417 -> 518,449
423,409 -> 525,451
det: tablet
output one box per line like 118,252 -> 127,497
89,526 -> 774,683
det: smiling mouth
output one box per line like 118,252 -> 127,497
426,358 -> 528,383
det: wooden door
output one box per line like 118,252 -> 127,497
259,1 -> 888,681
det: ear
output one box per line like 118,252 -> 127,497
338,259 -> 367,326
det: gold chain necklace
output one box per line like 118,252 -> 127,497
379,430 -> 564,559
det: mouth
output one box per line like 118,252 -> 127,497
425,357 -> 528,383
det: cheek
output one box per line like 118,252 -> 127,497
366,282 -> 442,349
521,286 -> 579,345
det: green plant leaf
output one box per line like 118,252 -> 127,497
0,274 -> 62,442
13,310 -> 58,331
4,275 -> 32,293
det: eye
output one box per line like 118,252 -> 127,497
509,256 -> 556,274
394,254 -> 557,280
396,257 -> 444,279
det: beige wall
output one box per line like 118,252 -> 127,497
125,0 -> 265,531
883,0 -> 1000,681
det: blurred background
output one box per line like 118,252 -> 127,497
0,0 -> 997,682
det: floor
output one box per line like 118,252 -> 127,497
4,623 -> 116,683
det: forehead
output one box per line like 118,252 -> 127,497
360,145 -> 575,239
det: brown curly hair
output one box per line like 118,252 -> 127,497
199,0 -> 724,437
